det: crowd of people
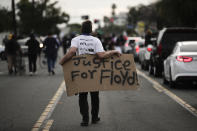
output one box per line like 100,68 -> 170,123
61,32 -> 128,56
3,22 -> 130,77
3,32 -> 60,76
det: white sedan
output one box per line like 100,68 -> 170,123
163,41 -> 197,87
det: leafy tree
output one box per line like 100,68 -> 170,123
127,0 -> 197,30
67,23 -> 81,34
111,3 -> 117,17
17,0 -> 70,35
156,0 -> 197,28
127,7 -> 139,28
127,4 -> 157,32
0,7 -> 12,32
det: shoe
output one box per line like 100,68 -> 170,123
9,69 -> 13,75
29,72 -> 33,76
51,70 -> 55,75
80,121 -> 88,126
92,117 -> 100,124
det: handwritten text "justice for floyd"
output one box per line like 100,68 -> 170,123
70,56 -> 138,85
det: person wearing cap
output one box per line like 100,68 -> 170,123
59,20 -> 121,126
25,33 -> 40,75
5,34 -> 20,75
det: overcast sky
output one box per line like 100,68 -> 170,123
0,0 -> 157,24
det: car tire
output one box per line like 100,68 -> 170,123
141,62 -> 144,70
144,61 -> 149,70
0,52 -> 6,61
149,64 -> 153,75
163,74 -> 168,85
138,59 -> 141,64
153,66 -> 158,77
153,65 -> 163,77
169,67 -> 176,88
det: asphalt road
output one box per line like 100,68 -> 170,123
0,51 -> 197,131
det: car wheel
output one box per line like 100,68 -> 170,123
169,67 -> 176,88
134,57 -> 138,62
144,61 -> 149,70
153,66 -> 158,77
153,65 -> 163,77
141,62 -> 144,70
149,64 -> 153,75
163,73 -> 168,85
138,59 -> 141,64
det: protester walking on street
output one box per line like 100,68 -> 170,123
25,33 -> 40,75
5,34 -> 21,75
43,33 -> 59,75
59,20 -> 121,126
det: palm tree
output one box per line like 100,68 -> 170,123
112,3 -> 116,17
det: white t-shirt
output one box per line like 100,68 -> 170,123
71,35 -> 104,55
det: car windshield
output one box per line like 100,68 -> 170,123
129,40 -> 135,44
161,32 -> 197,56
180,44 -> 197,52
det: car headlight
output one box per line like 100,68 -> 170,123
40,43 -> 44,48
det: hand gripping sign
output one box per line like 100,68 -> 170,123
62,54 -> 139,96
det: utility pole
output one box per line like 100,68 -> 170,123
12,0 -> 17,36
32,0 -> 35,32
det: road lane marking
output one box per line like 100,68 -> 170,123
137,69 -> 197,117
42,119 -> 54,131
153,84 -> 163,93
31,81 -> 65,131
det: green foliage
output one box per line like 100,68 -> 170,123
100,25 -> 126,35
0,7 -> 12,32
127,4 -> 157,31
156,0 -> 197,28
127,0 -> 197,30
67,23 -> 81,34
17,0 -> 70,35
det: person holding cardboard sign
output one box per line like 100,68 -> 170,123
59,20 -> 121,126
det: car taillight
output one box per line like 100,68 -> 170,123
147,47 -> 152,52
157,43 -> 162,55
136,46 -> 139,53
176,56 -> 193,62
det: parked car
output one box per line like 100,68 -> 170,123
148,27 -> 197,77
163,41 -> 197,88
138,44 -> 153,70
17,37 -> 29,56
0,44 -> 6,60
133,39 -> 145,61
138,32 -> 157,70
122,37 -> 143,53
122,37 -> 144,61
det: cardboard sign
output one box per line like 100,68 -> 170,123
62,54 -> 139,96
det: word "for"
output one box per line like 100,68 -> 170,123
71,69 -> 138,86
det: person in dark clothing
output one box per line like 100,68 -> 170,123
5,34 -> 20,75
79,92 -> 100,126
59,20 -> 121,126
144,29 -> 152,47
43,33 -> 59,75
62,35 -> 71,54
25,34 -> 40,75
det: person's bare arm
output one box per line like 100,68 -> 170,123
96,50 -> 121,59
59,47 -> 77,65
